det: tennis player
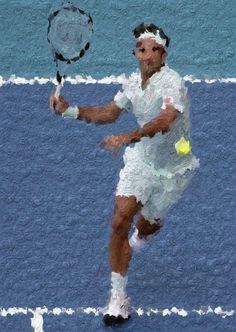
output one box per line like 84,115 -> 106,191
50,23 -> 199,326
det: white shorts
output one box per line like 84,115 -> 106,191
116,149 -> 195,224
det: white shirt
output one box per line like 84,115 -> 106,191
114,66 -> 199,177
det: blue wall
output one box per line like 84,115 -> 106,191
0,0 -> 235,79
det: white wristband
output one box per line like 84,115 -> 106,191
62,106 -> 79,119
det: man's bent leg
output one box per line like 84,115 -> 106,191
110,195 -> 142,275
136,215 -> 163,239
129,214 -> 163,251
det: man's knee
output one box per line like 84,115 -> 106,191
112,195 -> 141,237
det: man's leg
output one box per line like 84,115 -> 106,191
129,214 -> 163,251
110,195 -> 142,275
103,195 -> 142,325
136,214 -> 163,239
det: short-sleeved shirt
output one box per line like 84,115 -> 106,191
114,65 -> 199,178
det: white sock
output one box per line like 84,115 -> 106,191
105,272 -> 129,317
111,272 -> 128,295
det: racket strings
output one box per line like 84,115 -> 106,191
48,2 -> 93,85
48,3 -> 93,61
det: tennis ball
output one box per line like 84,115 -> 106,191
175,137 -> 191,155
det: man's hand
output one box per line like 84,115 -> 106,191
100,133 -> 131,158
50,95 -> 69,114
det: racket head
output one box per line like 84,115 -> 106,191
47,2 -> 93,63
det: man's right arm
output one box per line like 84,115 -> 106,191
78,102 -> 123,124
50,96 -> 123,124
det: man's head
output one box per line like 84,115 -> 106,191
132,23 -> 170,78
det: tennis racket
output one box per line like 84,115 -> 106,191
47,1 -> 93,104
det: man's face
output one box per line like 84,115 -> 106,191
133,38 -> 167,77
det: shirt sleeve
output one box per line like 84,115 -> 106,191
161,76 -> 188,113
114,90 -> 133,112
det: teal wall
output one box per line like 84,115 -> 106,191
0,0 -> 235,79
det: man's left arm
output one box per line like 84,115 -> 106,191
102,105 -> 177,157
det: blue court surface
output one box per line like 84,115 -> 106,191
0,81 -> 235,331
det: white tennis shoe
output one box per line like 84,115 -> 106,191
129,227 -> 155,251
103,290 -> 131,326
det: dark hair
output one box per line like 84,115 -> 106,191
133,22 -> 170,47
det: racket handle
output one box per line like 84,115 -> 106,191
54,84 -> 61,100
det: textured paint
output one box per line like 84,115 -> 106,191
0,1 -> 235,79
0,82 -> 235,331
0,0 -> 235,330
1,75 -> 236,88
30,310 -> 44,332
0,306 -> 234,332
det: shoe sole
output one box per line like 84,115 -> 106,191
103,314 -> 131,326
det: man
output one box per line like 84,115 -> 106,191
50,23 -> 199,326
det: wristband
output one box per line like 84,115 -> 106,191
62,106 -> 79,119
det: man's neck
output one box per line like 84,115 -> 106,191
141,66 -> 162,90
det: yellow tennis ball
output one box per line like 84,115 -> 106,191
175,137 -> 191,155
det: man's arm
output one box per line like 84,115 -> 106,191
50,96 -> 123,124
102,106 -> 178,157
128,105 -> 177,143
78,102 -> 123,124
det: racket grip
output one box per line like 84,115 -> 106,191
54,84 -> 61,100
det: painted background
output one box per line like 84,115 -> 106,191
0,0 -> 236,79
0,1 -> 235,331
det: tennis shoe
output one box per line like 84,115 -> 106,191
129,227 -> 155,252
103,290 -> 131,326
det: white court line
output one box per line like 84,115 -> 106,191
0,74 -> 236,87
0,306 -> 235,332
